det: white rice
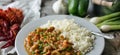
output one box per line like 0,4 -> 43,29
41,19 -> 95,54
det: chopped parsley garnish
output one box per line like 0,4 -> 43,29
32,51 -> 35,54
40,52 -> 46,54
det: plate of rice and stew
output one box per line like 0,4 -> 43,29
15,15 -> 105,55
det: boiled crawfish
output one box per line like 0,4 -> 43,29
0,7 -> 24,49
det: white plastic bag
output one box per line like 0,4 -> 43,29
0,0 -> 42,55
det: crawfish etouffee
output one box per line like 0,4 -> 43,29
24,19 -> 95,55
24,27 -> 81,55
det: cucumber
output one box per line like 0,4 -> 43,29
68,0 -> 79,15
78,0 -> 89,17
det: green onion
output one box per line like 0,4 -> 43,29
89,12 -> 120,32
40,32 -> 43,34
44,36 -> 47,39
97,20 -> 120,27
57,37 -> 60,40
45,43 -> 49,46
61,47 -> 67,51
38,40 -> 42,44
104,17 -> 120,22
90,12 -> 120,24
39,44 -> 43,48
40,52 -> 46,54
66,46 -> 72,51
100,25 -> 120,32
32,51 -> 35,54
39,44 -> 43,51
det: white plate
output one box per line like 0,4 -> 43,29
15,15 -> 105,55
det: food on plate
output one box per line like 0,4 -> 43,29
0,7 -> 24,48
90,12 -> 120,32
24,19 -> 95,55
68,0 -> 89,17
25,27 -> 78,55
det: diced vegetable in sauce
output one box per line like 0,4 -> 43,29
24,27 -> 82,55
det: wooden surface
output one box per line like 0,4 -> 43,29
41,0 -> 120,55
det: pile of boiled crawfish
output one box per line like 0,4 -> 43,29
0,7 -> 24,49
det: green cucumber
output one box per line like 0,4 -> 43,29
78,0 -> 89,17
68,0 -> 79,15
